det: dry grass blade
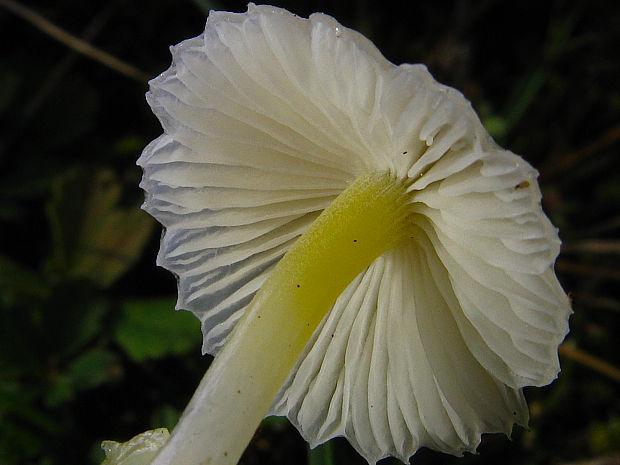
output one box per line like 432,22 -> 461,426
21,2 -> 116,119
562,240 -> 620,255
557,260 -> 620,281
0,0 -> 149,83
560,343 -> 620,384
540,123 -> 620,181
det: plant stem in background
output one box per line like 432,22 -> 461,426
0,0 -> 149,82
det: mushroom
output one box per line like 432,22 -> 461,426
112,4 -> 572,465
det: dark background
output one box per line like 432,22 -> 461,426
0,0 -> 619,464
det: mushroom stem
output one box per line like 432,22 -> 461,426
150,172 -> 411,465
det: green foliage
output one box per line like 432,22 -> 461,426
46,347 -> 121,407
46,167 -> 154,288
0,254 -> 50,303
308,440 -> 336,465
588,417 -> 620,455
115,299 -> 201,362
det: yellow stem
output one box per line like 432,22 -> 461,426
150,172 -> 411,465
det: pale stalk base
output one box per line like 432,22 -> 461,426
150,172 -> 411,465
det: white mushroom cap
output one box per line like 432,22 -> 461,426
138,4 -> 571,463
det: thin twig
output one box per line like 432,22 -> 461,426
569,216 -> 620,239
559,343 -> 620,384
562,240 -> 620,255
22,2 -> 116,119
572,293 -> 620,313
556,259 -> 620,281
0,0 -> 150,83
540,123 -> 620,180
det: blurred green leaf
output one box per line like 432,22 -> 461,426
60,297 -> 109,356
482,114 -> 509,140
588,417 -> 620,454
30,287 -> 110,363
503,69 -> 547,134
46,348 -> 121,407
477,101 -> 509,140
150,405 -> 181,431
65,347 -> 120,390
114,298 -> 201,362
260,415 -> 290,432
47,167 -> 154,288
308,439 -> 335,465
0,377 -> 57,434
113,135 -> 146,157
0,254 -> 49,304
45,375 -> 73,408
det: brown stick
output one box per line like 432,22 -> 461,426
559,343 -> 620,384
556,259 -> 620,281
0,0 -> 150,83
541,123 -> 620,180
562,240 -> 620,255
